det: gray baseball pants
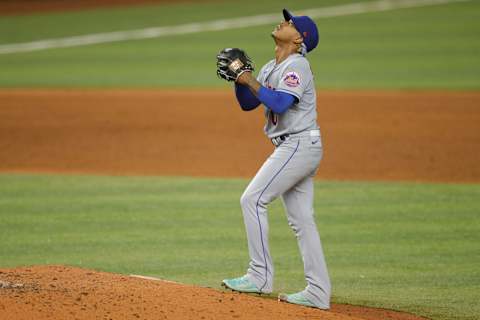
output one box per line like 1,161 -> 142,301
240,130 -> 331,309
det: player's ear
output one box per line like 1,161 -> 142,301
293,36 -> 303,45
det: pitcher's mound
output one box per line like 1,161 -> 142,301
0,265 -> 427,320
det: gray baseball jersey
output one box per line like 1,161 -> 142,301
256,53 -> 319,139
237,53 -> 331,309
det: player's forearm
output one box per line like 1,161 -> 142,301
235,83 -> 261,111
243,74 -> 262,94
236,72 -> 261,95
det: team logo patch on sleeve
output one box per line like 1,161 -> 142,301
283,71 -> 301,87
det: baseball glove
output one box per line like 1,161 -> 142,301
216,48 -> 254,82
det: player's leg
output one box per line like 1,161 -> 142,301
239,141 -> 302,293
280,172 -> 331,309
238,138 -> 319,293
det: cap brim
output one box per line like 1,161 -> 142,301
283,9 -> 293,21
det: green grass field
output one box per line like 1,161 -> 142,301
0,174 -> 479,320
0,0 -> 479,88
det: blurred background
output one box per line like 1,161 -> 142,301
0,0 -> 479,88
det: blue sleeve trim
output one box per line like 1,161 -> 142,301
258,86 -> 296,114
235,83 -> 261,111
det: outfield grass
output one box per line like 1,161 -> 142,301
0,0 -> 479,88
0,0 -> 356,43
0,174 -> 478,320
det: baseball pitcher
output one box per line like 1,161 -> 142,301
216,9 -> 331,309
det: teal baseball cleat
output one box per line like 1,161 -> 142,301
278,291 -> 322,309
221,275 -> 262,294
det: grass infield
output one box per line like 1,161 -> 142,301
0,174 -> 478,320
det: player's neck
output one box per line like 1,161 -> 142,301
273,37 -> 298,64
274,45 -> 298,64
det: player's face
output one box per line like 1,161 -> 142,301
272,20 -> 301,42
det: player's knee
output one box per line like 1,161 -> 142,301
241,188 -> 265,210
241,188 -> 273,211
240,191 -> 254,209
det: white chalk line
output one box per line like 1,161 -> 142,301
0,0 -> 470,55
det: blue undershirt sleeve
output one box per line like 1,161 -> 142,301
258,86 -> 296,114
235,83 -> 261,111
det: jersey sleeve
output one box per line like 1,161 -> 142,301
256,60 -> 275,84
275,59 -> 312,101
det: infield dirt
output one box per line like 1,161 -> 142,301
1,89 -> 479,183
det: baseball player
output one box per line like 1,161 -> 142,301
216,9 -> 331,309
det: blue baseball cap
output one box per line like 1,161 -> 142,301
283,9 -> 319,52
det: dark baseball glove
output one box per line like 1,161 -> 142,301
216,48 -> 254,82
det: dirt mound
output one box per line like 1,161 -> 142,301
0,89 -> 479,183
0,265 -> 428,320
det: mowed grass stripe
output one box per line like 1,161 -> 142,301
0,174 -> 478,320
0,0 -> 478,88
0,0 -> 470,54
